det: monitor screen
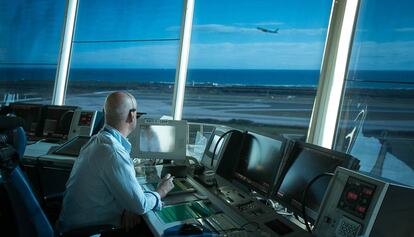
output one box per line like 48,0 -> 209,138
42,105 -> 78,140
129,118 -> 188,160
9,103 -> 43,138
139,124 -> 176,152
274,142 -> 359,222
208,134 -> 224,154
201,126 -> 229,170
232,132 -> 286,196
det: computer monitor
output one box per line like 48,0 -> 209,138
232,132 -> 287,197
41,105 -> 78,140
200,126 -> 232,170
129,118 -> 188,160
273,142 -> 360,222
9,103 -> 43,139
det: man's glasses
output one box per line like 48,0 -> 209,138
129,108 -> 137,113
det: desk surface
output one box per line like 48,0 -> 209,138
140,170 -> 312,237
23,142 -> 312,237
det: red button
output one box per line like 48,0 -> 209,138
363,188 -> 373,196
347,192 -> 358,200
356,206 -> 366,213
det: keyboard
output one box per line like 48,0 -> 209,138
204,213 -> 238,233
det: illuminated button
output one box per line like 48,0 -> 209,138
347,192 -> 358,201
356,206 -> 366,213
363,188 -> 374,196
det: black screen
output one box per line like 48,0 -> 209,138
53,136 -> 90,157
201,128 -> 227,169
9,103 -> 43,138
275,143 -> 358,222
233,133 -> 285,196
42,105 -> 77,139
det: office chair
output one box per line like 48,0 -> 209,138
0,116 -> 117,237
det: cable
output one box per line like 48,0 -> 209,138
300,172 -> 333,233
27,138 -> 46,146
210,129 -> 240,168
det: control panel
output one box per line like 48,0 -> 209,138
314,167 -> 414,237
68,110 -> 101,140
217,185 -> 251,206
337,177 -> 376,220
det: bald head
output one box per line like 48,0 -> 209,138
104,92 -> 137,135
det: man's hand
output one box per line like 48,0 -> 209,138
121,210 -> 141,232
156,173 -> 174,198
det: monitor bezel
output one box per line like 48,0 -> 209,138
9,102 -> 44,137
129,118 -> 188,160
231,132 -> 287,197
200,125 -> 232,171
272,141 -> 360,222
41,105 -> 78,139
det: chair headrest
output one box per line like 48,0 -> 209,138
0,116 -> 24,132
0,116 -> 26,160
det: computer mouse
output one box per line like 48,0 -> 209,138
178,223 -> 204,235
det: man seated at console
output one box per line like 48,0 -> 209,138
58,92 -> 174,235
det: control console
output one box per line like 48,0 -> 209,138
314,167 -> 414,237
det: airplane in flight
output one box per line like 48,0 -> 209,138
256,27 -> 279,34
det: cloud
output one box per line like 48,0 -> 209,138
349,41 -> 414,70
70,38 -> 414,71
192,24 -> 257,33
71,43 -> 179,68
167,24 -> 257,33
188,41 -> 326,69
70,40 -> 326,69
167,24 -> 326,36
395,28 -> 414,32
235,21 -> 284,27
281,28 -> 326,36
254,21 -> 284,26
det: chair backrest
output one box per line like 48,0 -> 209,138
1,115 -> 53,237
4,165 -> 54,237
11,126 -> 27,160
0,115 -> 26,160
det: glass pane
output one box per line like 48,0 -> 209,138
183,0 -> 332,138
66,0 -> 183,116
0,0 -> 66,104
335,0 -> 414,186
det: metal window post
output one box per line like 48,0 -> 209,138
51,0 -> 79,105
307,0 -> 361,148
172,0 -> 195,120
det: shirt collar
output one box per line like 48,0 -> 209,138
103,125 -> 132,153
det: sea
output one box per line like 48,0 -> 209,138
1,67 -> 414,88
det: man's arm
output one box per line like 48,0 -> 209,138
156,173 -> 174,198
101,151 -> 161,214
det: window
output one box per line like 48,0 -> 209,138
182,0 -> 332,138
0,0 -> 66,105
334,0 -> 414,186
65,0 -> 183,115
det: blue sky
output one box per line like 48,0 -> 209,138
1,0 -> 414,70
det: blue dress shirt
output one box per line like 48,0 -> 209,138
58,125 -> 161,232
